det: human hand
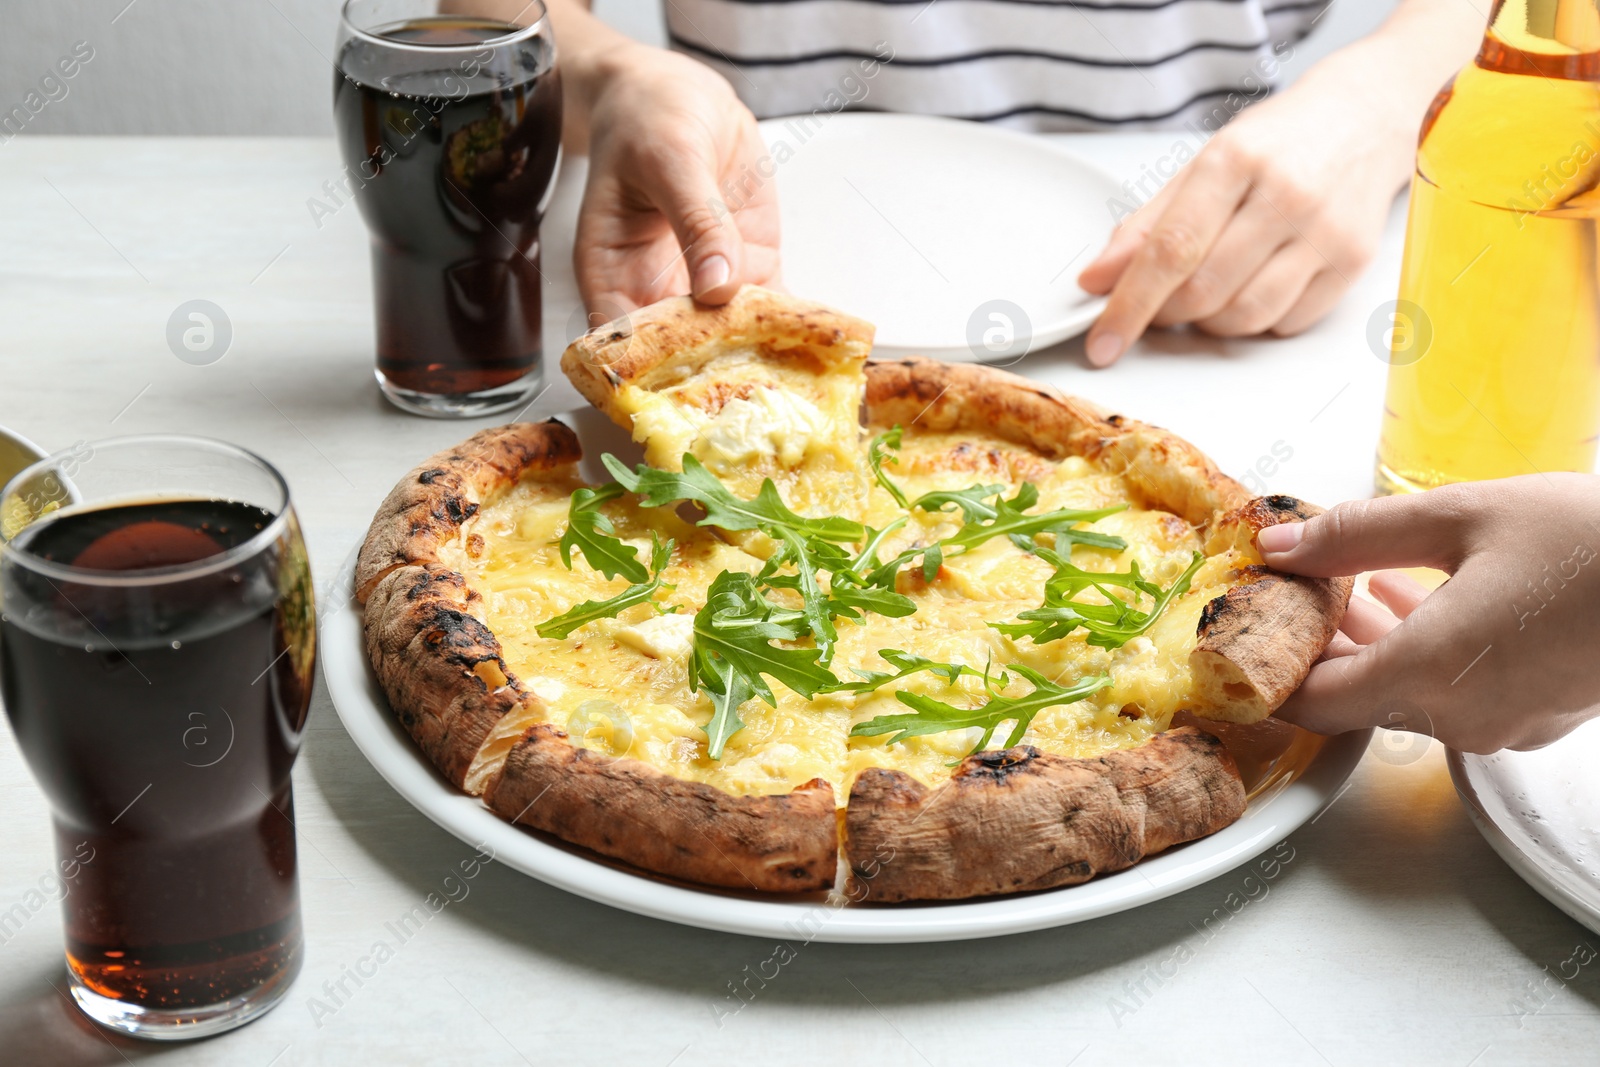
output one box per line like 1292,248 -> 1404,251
576,45 -> 780,317
1257,475 -> 1600,753
1076,76 -> 1412,365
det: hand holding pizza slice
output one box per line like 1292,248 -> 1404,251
1262,475 -> 1600,754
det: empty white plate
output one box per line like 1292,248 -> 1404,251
760,113 -> 1119,361
1451,722 -> 1600,933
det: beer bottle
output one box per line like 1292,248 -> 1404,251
1375,0 -> 1600,494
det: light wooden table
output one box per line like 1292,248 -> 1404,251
1,134 -> 1594,1066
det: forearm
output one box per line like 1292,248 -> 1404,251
472,0 -> 649,152
1288,0 -> 1486,184
545,0 -> 651,152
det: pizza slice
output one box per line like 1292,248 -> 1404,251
561,287 -> 875,520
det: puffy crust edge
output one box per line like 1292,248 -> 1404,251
559,285 -> 875,425
354,419 -> 582,605
484,724 -> 839,892
1189,496 -> 1355,723
844,727 -> 1246,902
862,358 -> 1254,525
363,563 -> 538,788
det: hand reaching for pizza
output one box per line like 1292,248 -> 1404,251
471,0 -> 779,315
575,45 -> 780,317
1258,474 -> 1600,753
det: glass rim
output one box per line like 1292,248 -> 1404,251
0,434 -> 295,588
338,0 -> 551,55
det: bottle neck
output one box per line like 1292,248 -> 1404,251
1479,0 -> 1600,78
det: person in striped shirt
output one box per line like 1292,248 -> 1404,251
537,0 -> 1483,363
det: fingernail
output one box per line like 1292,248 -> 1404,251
1086,331 -> 1124,367
1258,523 -> 1304,553
693,254 -> 730,296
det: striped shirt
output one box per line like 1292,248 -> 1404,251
664,0 -> 1329,131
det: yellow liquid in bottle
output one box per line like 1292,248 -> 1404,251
1375,0 -> 1600,494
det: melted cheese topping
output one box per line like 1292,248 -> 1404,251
453,374 -> 1253,803
615,351 -> 870,519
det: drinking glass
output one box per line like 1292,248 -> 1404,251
0,436 -> 315,1040
334,0 -> 563,418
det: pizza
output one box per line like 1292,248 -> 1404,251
355,287 -> 1350,902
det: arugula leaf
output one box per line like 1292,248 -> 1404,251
697,650 -> 756,763
825,581 -> 918,621
783,535 -> 918,621
863,547 -> 916,590
537,537 -> 675,640
1014,528 -> 1129,553
603,453 -> 864,543
825,648 -> 983,694
912,483 -> 1006,523
1038,523 -> 1129,555
851,519 -> 906,573
852,663 -> 1113,756
864,487 -> 1126,590
993,550 -> 1206,649
604,453 -> 923,663
868,427 -> 910,508
938,488 -> 1127,558
697,655 -> 752,755
558,482 -> 649,584
832,524 -> 919,616
689,571 -> 839,759
771,529 -> 839,663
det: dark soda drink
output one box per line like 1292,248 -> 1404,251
0,440 -> 315,1039
334,10 -> 562,416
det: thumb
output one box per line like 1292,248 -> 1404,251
1257,487 -> 1479,577
640,159 -> 745,305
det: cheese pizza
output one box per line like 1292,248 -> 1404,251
356,288 -> 1350,902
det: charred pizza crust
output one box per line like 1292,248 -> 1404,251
355,418 -> 583,604
845,728 -> 1245,901
358,290 -> 1350,902
483,726 -> 837,892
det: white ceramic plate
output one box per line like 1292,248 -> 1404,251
760,113 -> 1119,362
323,409 -> 1370,942
0,424 -> 48,487
1450,724 -> 1600,934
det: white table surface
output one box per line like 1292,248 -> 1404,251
1,134 -> 1595,1066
